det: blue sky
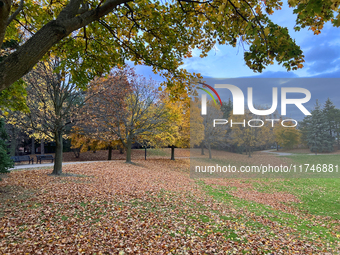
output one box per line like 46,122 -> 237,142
184,2 -> 340,78
132,2 -> 340,79
130,3 -> 340,118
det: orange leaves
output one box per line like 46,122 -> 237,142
310,25 -> 323,35
0,157 -> 338,253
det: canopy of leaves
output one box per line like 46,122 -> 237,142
0,0 -> 307,94
274,119 -> 300,149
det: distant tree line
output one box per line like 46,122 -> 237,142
193,97 -> 340,158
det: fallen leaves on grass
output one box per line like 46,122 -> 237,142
0,159 -> 338,254
204,179 -> 300,212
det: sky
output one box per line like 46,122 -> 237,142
130,2 -> 340,118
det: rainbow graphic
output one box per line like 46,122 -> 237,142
197,82 -> 222,106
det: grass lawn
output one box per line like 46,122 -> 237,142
0,153 -> 339,253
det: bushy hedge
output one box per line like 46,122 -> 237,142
0,118 -> 13,173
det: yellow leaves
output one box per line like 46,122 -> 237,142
264,27 -> 270,36
218,5 -> 225,13
198,14 -> 205,22
231,0 -> 241,8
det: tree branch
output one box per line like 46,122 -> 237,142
0,0 -> 132,92
7,0 -> 24,26
0,0 -> 11,49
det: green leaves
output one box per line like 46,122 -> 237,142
1,0 -> 309,94
0,79 -> 28,114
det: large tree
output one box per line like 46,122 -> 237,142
148,95 -> 190,160
304,100 -> 334,154
229,109 -> 273,157
22,59 -> 84,175
201,100 -> 226,159
274,119 -> 300,150
71,69 -> 131,160
78,66 -> 172,163
0,0 -> 311,94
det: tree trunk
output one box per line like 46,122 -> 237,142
41,138 -> 45,155
52,131 -> 63,175
201,143 -> 205,155
248,146 -> 252,158
145,146 -> 147,160
0,4 -> 127,92
119,146 -> 124,154
10,127 -> 17,156
126,139 -> 132,163
31,137 -> 35,155
73,148 -> 80,158
208,143 -> 212,159
171,146 -> 175,160
108,146 -> 113,160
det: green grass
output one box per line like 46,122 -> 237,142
200,180 -> 340,246
251,178 -> 340,219
286,154 -> 340,165
145,148 -> 169,157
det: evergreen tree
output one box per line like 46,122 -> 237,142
298,117 -> 309,147
0,118 -> 13,173
221,99 -> 233,119
305,100 -> 334,154
333,108 -> 340,149
323,98 -> 336,137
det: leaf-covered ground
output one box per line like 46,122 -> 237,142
1,159 -> 339,254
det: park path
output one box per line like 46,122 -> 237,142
9,161 -> 107,171
9,157 -> 191,171
261,150 -> 293,156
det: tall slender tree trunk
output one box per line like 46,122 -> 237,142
52,131 -> 63,175
208,143 -> 212,159
248,146 -> 252,158
10,127 -> 17,156
41,138 -> 45,155
171,145 -> 175,160
108,146 -> 113,160
31,137 -> 35,155
126,139 -> 132,163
